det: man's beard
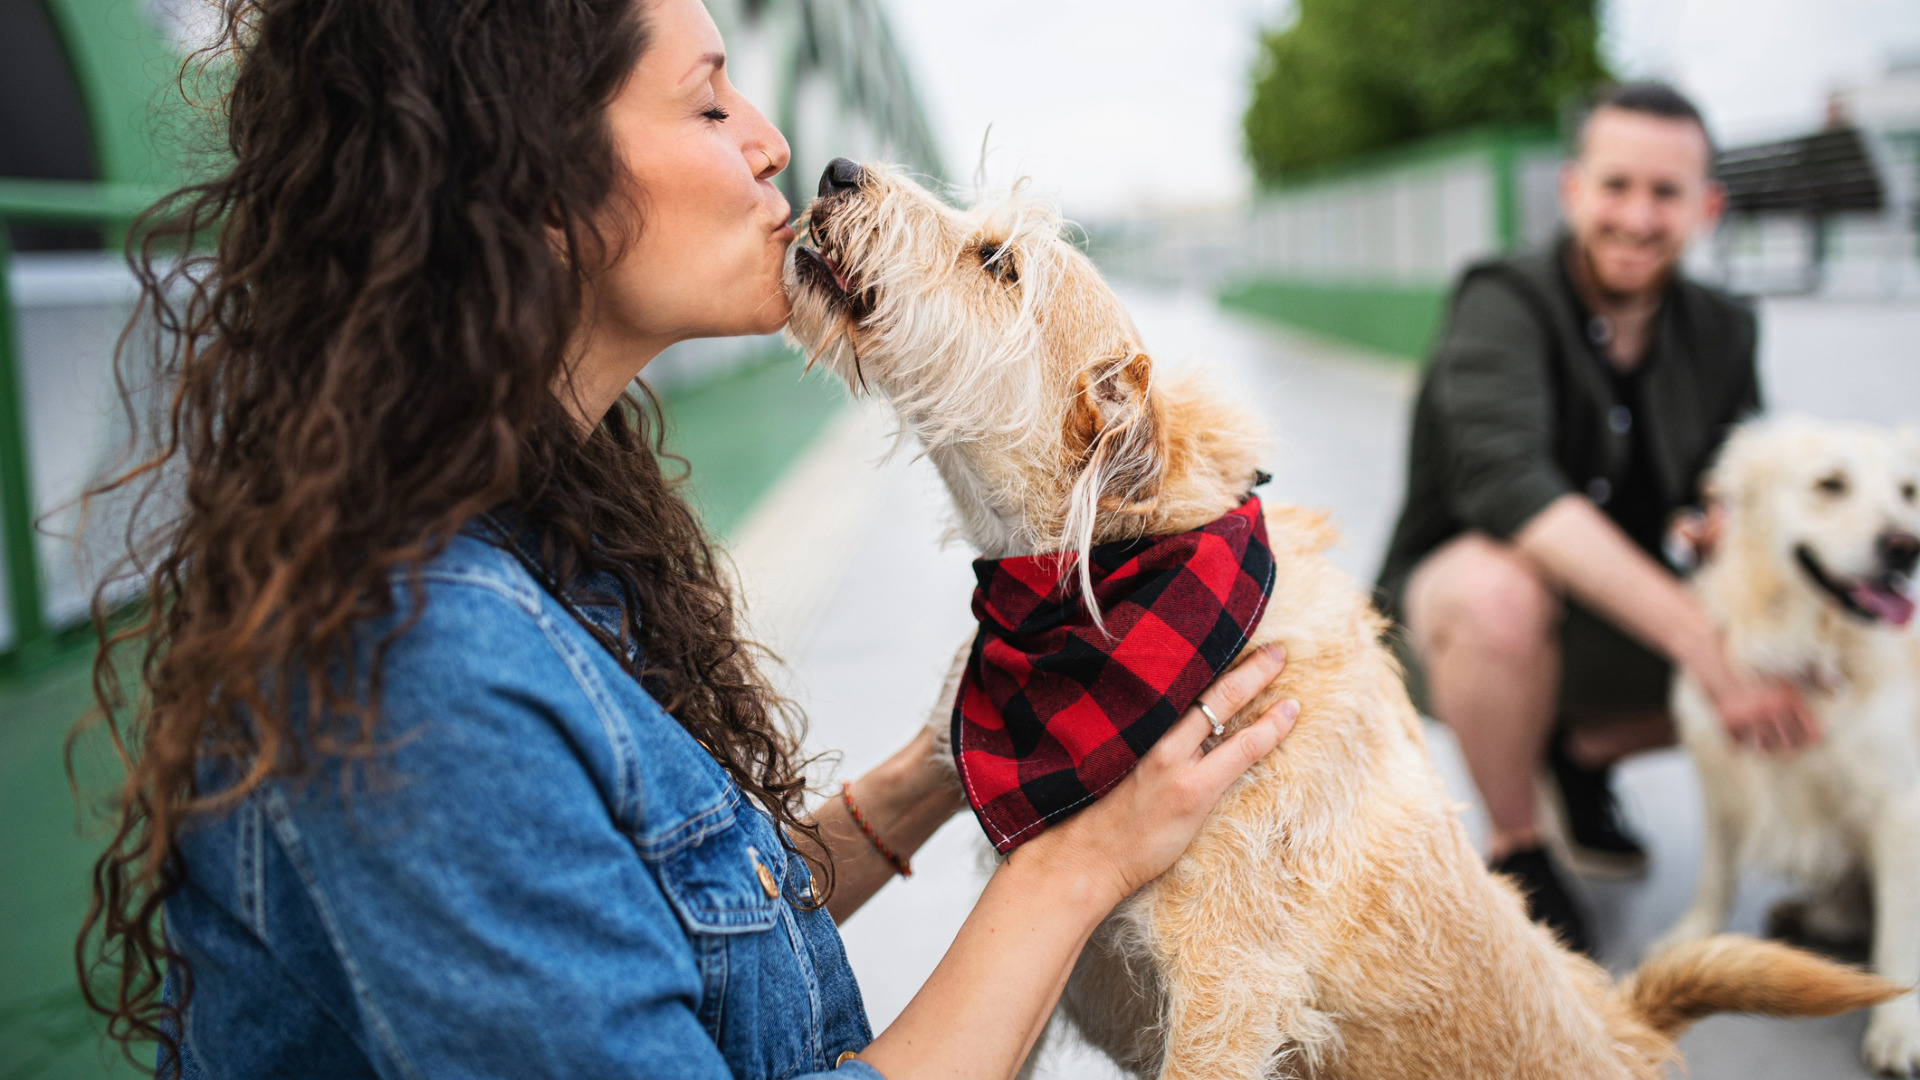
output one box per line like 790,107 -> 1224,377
1575,232 -> 1677,305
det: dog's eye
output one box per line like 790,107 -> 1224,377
1815,474 -> 1849,496
978,243 -> 1018,284
1902,481 -> 1917,503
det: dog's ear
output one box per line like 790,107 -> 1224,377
1067,350 -> 1163,513
1061,350 -> 1164,622
1896,425 -> 1920,467
1710,419 -> 1794,550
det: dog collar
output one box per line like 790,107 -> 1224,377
952,497 -> 1277,853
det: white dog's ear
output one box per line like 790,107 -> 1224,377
1896,426 -> 1920,464
1711,420 -> 1786,530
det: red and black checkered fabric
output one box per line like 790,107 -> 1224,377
953,497 -> 1276,853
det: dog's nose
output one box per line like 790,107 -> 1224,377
818,158 -> 864,198
1881,529 -> 1920,575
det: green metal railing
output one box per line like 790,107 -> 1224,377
0,177 -> 163,675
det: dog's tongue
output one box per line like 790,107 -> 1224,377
1850,582 -> 1917,627
821,254 -> 854,294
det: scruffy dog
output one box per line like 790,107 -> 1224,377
783,159 -> 1899,1079
1650,417 -> 1920,1074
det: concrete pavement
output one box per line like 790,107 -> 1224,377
729,287 -> 1920,1078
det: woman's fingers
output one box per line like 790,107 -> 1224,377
1164,644 -> 1288,757
1193,697 -> 1299,791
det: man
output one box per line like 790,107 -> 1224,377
1375,83 -> 1817,954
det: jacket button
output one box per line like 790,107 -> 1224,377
836,1050 -> 861,1066
755,861 -> 780,899
1608,405 -> 1633,434
1587,477 -> 1612,505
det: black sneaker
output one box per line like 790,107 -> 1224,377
1491,845 -> 1593,956
1538,729 -> 1650,879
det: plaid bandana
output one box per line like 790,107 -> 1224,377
952,497 -> 1276,853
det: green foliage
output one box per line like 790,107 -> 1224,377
1244,0 -> 1611,181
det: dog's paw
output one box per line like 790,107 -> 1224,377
925,721 -> 959,784
1863,1000 -> 1920,1076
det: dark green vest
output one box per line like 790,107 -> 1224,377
1375,237 -> 1761,616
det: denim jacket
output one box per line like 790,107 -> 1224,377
160,526 -> 881,1079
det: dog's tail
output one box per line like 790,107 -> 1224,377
1621,934 -> 1904,1037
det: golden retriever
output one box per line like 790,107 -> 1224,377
783,159 -> 1898,1080
1653,417 -> 1920,1074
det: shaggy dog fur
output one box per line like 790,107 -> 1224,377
782,161 -> 1901,1079
1651,417 -> 1920,1074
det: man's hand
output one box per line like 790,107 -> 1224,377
1702,661 -> 1821,753
1666,503 -> 1727,572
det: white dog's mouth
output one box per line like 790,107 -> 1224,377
793,245 -> 853,297
791,202 -> 874,322
1795,545 -> 1917,627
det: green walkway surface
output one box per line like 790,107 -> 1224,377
1,658 -> 141,1080
0,347 -> 845,1079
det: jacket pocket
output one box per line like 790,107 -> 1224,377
649,805 -> 782,935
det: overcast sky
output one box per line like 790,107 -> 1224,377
884,0 -> 1920,219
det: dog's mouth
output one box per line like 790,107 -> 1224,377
791,204 -> 874,322
1795,545 -> 1916,627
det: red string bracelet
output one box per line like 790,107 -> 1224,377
841,781 -> 912,878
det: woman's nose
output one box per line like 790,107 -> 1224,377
818,158 -> 864,197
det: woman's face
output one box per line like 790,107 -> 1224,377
580,0 -> 794,368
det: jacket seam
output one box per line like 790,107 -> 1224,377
408,560 -> 647,823
260,786 -> 428,1080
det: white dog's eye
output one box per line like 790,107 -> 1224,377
1902,481 -> 1917,503
1815,473 -> 1849,496
978,243 -> 1018,285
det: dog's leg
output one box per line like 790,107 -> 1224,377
1651,781 -> 1743,957
1059,907 -> 1166,1079
1145,890 -> 1318,1080
1797,870 -> 1874,946
1863,795 -> 1920,1075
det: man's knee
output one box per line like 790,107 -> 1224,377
1407,536 -> 1561,663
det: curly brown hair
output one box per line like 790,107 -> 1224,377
72,0 -> 822,1070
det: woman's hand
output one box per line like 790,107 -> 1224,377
1022,643 -> 1299,906
857,643 -> 1297,1080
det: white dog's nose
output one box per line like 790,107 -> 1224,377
819,158 -> 864,198
1881,530 -> 1920,576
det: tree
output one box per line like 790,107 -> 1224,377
1243,0 -> 1611,182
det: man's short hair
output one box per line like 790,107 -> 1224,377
1576,81 -> 1716,163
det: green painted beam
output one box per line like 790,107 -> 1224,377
1260,122 -> 1558,195
0,227 -> 48,662
1219,278 -> 1449,361
37,0 -> 194,189
0,178 -> 165,225
1490,133 -> 1522,253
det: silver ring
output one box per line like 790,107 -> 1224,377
1196,700 -> 1224,737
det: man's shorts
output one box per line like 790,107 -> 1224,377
1384,595 -> 1674,727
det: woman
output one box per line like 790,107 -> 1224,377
78,0 -> 1299,1076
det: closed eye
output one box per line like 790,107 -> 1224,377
1815,473 -> 1849,496
978,243 -> 1018,285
